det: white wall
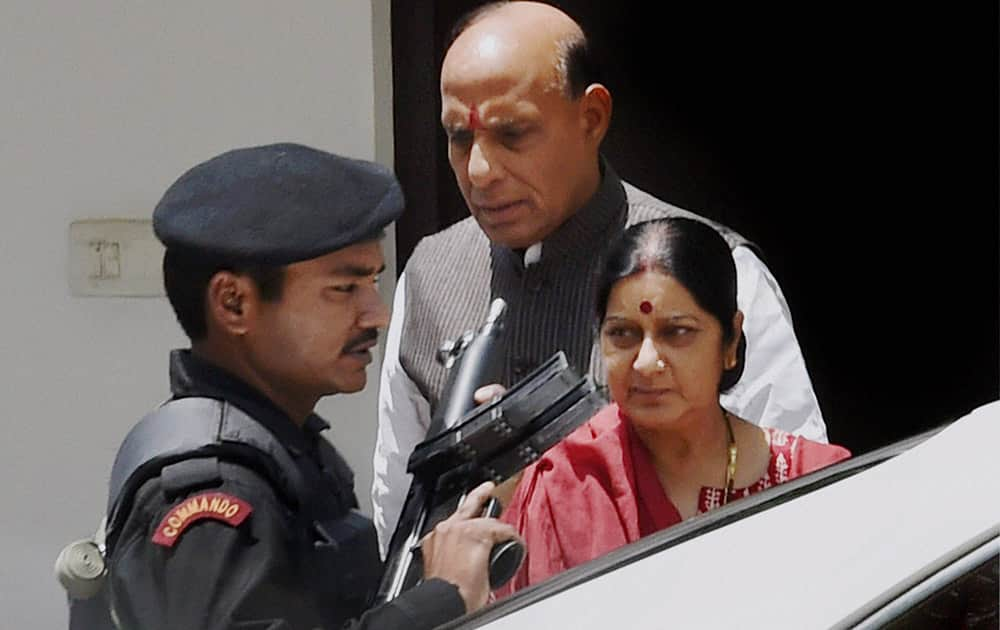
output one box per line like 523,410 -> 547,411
0,1 -> 393,627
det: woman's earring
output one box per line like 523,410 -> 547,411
656,359 -> 666,370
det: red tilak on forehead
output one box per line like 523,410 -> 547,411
468,105 -> 483,130
640,300 -> 653,314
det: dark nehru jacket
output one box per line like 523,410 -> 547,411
398,159 -> 750,411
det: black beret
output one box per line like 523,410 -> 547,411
153,143 -> 404,265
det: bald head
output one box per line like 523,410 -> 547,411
440,1 -> 611,249
445,1 -> 595,99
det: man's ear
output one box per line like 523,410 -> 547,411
205,271 -> 256,336
580,83 -> 612,145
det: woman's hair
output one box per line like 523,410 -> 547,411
595,218 -> 746,391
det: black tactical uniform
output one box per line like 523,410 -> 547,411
75,143 -> 472,629
106,350 -> 465,629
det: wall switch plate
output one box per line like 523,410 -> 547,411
69,219 -> 165,297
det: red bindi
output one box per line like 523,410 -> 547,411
639,300 -> 653,314
468,106 -> 482,130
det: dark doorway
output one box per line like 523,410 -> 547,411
390,0 -> 999,453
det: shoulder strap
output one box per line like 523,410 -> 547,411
105,397 -> 308,551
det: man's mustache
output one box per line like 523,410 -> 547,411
343,330 -> 379,353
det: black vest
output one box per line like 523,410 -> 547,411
72,397 -> 380,629
399,169 -> 752,416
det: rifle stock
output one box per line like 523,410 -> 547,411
375,298 -> 508,605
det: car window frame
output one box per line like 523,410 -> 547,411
844,531 -> 998,629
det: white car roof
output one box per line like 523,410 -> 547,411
479,400 -> 1000,629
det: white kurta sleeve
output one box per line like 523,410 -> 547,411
372,272 -> 432,556
720,246 -> 829,442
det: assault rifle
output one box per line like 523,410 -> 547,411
375,298 -> 605,603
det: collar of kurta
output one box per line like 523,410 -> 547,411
167,349 -> 330,458
493,155 -> 629,273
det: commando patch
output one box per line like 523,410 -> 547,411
152,492 -> 252,547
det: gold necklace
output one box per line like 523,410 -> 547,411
722,409 -> 738,505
